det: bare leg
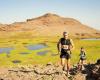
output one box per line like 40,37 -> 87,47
83,60 -> 87,65
81,60 -> 84,70
66,59 -> 70,74
78,60 -> 82,71
61,58 -> 66,70
82,60 -> 86,70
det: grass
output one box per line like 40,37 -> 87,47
0,36 -> 100,67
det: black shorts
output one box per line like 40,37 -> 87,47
80,57 -> 86,60
60,49 -> 71,59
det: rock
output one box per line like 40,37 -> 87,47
52,74 -> 69,80
46,62 -> 53,66
86,59 -> 100,80
96,59 -> 100,65
73,73 -> 86,80
0,60 -> 100,80
91,64 -> 100,80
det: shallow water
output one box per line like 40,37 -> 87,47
81,38 -> 100,40
20,52 -> 31,55
0,47 -> 14,54
51,53 -> 58,56
26,43 -> 47,50
12,60 -> 21,63
37,50 -> 50,55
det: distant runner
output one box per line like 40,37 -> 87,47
57,32 -> 74,75
78,47 -> 87,71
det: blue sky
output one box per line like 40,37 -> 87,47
0,0 -> 100,30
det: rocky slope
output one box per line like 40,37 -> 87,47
0,59 -> 100,80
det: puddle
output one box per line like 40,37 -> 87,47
0,47 -> 14,54
51,53 -> 59,56
81,38 -> 100,40
37,50 -> 50,56
12,60 -> 21,63
26,43 -> 47,50
37,50 -> 58,56
20,52 -> 30,55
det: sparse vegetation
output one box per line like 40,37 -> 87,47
0,36 -> 100,67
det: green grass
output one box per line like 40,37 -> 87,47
0,36 -> 100,67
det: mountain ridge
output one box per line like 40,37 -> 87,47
0,13 -> 100,38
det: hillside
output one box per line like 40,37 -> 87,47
0,13 -> 100,38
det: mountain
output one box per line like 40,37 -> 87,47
0,13 -> 100,38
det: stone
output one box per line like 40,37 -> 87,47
0,60 -> 100,80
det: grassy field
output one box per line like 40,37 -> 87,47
0,36 -> 100,67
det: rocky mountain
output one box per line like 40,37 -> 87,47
0,13 -> 100,38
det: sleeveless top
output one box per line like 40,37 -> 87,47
80,51 -> 86,59
60,38 -> 71,45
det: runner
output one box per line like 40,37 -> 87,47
57,32 -> 74,75
78,47 -> 87,71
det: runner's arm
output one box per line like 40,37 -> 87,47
57,39 -> 61,54
70,39 -> 74,50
